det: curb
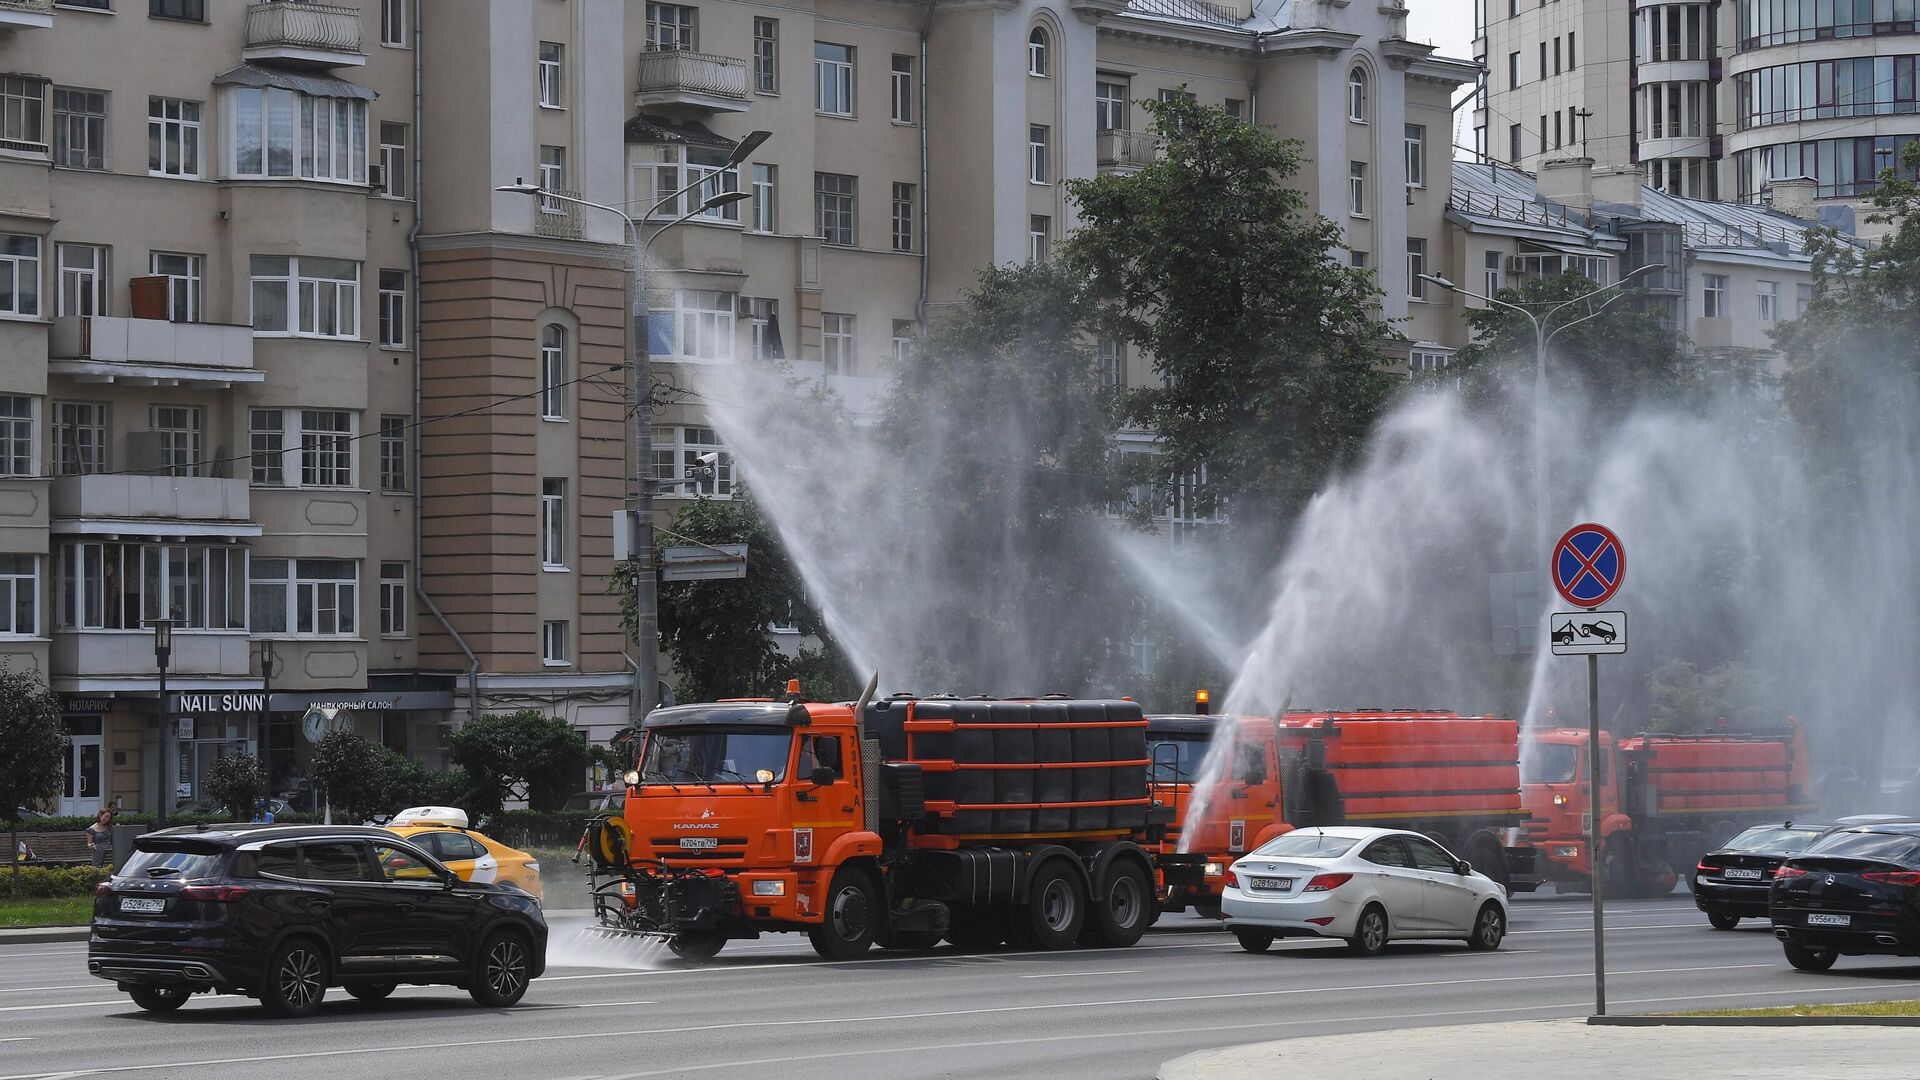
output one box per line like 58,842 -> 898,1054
1589,1014 -> 1920,1028
0,927 -> 89,945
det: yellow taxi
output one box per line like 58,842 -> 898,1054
382,807 -> 544,900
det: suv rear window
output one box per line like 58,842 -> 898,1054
121,845 -> 227,881
1804,830 -> 1920,864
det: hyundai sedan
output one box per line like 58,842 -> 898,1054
1222,827 -> 1509,955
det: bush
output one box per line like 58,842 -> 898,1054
485,809 -> 605,849
0,865 -> 108,899
450,711 -> 591,816
203,753 -> 266,819
12,812 -> 320,831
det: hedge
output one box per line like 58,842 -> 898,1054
6,812 -> 320,832
0,865 -> 109,899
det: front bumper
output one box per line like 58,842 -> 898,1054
1221,885 -> 1361,939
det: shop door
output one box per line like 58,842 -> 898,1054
61,717 -> 105,817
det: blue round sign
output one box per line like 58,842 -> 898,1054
1552,523 -> 1624,608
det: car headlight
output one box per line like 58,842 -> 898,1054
1554,845 -> 1580,858
751,879 -> 786,897
624,770 -> 640,786
1204,861 -> 1224,877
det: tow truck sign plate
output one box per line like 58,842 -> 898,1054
1548,610 -> 1627,655
678,837 -> 719,850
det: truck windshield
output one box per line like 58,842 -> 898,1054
640,727 -> 792,785
1523,743 -> 1579,784
1147,735 -> 1208,783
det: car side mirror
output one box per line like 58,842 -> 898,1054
811,766 -> 837,787
1455,860 -> 1473,876
442,872 -> 458,890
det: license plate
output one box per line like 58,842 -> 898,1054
1250,877 -> 1293,892
1807,913 -> 1851,927
118,897 -> 166,914
678,838 -> 718,850
1722,868 -> 1764,880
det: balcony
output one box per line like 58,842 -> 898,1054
0,0 -> 53,29
243,1 -> 365,68
50,316 -> 264,387
635,49 -> 750,113
1097,129 -> 1159,173
52,475 -> 259,538
533,190 -> 584,240
53,630 -> 255,682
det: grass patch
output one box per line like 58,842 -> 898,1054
1678,1000 -> 1920,1018
0,895 -> 92,928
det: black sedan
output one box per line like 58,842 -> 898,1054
1692,822 -> 1832,929
89,824 -> 547,1015
1770,822 -> 1920,971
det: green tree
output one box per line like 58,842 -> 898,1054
203,753 -> 265,820
448,710 -> 589,816
0,666 -> 65,885
1646,660 -> 1773,734
309,731 -> 386,823
1065,93 -> 1398,518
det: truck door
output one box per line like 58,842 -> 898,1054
791,733 -> 859,871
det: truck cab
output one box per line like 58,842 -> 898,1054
1521,728 -> 1619,886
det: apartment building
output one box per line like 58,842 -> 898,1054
1474,0 -> 1920,204
0,0 -> 1472,815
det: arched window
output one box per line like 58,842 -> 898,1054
539,323 -> 567,420
1028,27 -> 1050,77
1348,67 -> 1368,122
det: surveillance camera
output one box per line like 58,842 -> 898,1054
696,452 -> 720,466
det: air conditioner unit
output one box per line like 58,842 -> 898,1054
368,163 -> 386,191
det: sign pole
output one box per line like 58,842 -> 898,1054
1588,651 -> 1605,1016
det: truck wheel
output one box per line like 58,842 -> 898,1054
1017,861 -> 1087,950
808,868 -> 879,961
1080,861 -> 1152,949
943,907 -> 1006,951
667,932 -> 726,962
1601,838 -> 1637,900
1784,942 -> 1836,972
1466,832 -> 1510,893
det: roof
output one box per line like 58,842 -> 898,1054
213,63 -> 377,101
643,701 -> 809,728
625,113 -> 738,151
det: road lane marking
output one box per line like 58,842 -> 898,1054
0,985 -> 99,994
540,936 -> 1242,981
0,962 -> 1785,1076
1017,970 -> 1143,979
1511,923 -> 1703,934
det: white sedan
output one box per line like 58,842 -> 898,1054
1222,826 -> 1509,956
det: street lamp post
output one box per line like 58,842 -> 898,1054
496,130 -> 766,724
258,642 -> 276,807
151,619 -> 173,829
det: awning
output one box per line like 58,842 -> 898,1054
213,62 -> 378,101
625,113 -> 737,151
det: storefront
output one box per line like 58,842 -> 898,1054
57,695 -> 112,817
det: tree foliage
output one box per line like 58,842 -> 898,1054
309,731 -> 387,823
448,710 -> 589,816
1065,94 -> 1399,518
203,753 -> 266,819
0,666 -> 66,822
1646,660 -> 1773,734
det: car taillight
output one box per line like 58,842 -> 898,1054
1696,862 -> 1715,875
1303,873 -> 1352,893
1861,871 -> 1920,887
1224,869 -> 1239,889
1774,865 -> 1809,880
94,881 -> 112,898
180,885 -> 250,902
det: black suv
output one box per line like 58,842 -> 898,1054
1771,822 -> 1920,971
89,825 -> 546,1016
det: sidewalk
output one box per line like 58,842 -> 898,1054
1158,1018 -> 1920,1080
0,925 -> 87,945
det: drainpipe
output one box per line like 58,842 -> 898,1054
916,0 -> 934,330
406,0 -> 481,725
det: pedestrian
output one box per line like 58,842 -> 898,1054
86,807 -> 115,868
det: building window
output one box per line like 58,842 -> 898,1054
249,558 -> 357,637
814,172 -> 855,246
1703,273 -> 1728,318
1030,125 -> 1049,183
754,18 -> 779,93
1796,282 -> 1813,319
0,77 -> 45,153
1225,98 -> 1244,120
61,543 -> 244,631
752,163 -> 776,232
1507,52 -> 1519,91
1539,115 -> 1547,153
891,182 -> 915,252
639,145 -> 740,222
379,415 -> 407,491
0,396 -> 31,477
1404,125 -> 1426,188
249,409 -> 284,485
1096,80 -> 1128,130
148,97 -> 201,178
1757,280 -> 1779,322
1554,111 -> 1562,149
1351,250 -> 1369,269
1484,250 -> 1503,296
225,87 -> 367,183
542,620 -> 569,666
1409,346 -> 1453,375
646,3 -> 695,50
1098,338 -> 1124,389
1348,161 -> 1366,216
822,313 -> 854,376
56,244 -> 109,317
150,252 -> 201,323
52,88 -> 107,171
815,42 -> 854,116
149,0 -> 203,19
1348,67 -> 1367,122
1029,215 -> 1050,264
892,320 -> 914,366
0,235 -> 42,318
540,324 -> 567,419
0,555 -> 35,637
378,122 -> 407,198
648,289 -> 735,362
250,256 -> 359,339
378,269 -> 406,348
1406,238 -> 1427,300
300,410 -> 354,487
538,145 -> 566,211
538,42 -> 565,108
891,55 -> 915,123
540,478 -> 566,568
1508,123 -> 1522,163
53,402 -> 108,476
381,0 -> 406,46
1568,31 -> 1576,69
652,426 -> 734,497
1028,27 -> 1050,76
379,562 -> 407,637
151,405 -> 201,477
745,298 -> 784,360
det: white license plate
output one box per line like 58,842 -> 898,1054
1722,867 -> 1765,880
1806,913 -> 1851,927
118,897 -> 166,914
1250,877 -> 1293,892
678,838 -> 718,850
